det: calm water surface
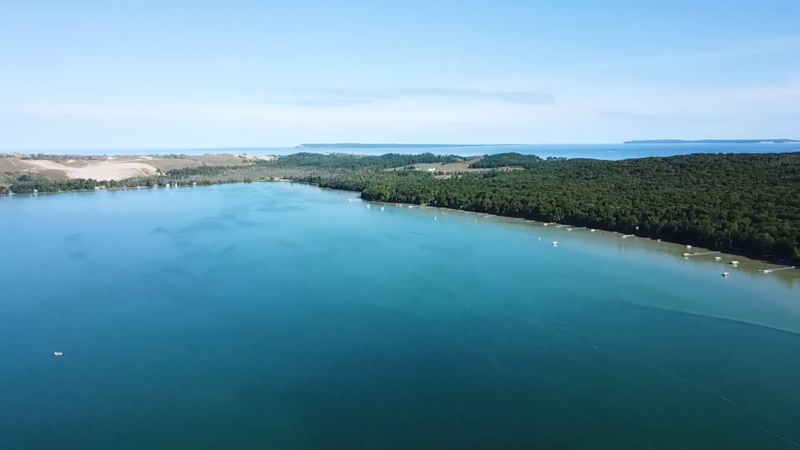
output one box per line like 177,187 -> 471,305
1,183 -> 799,449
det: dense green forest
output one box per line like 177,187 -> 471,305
4,151 -> 799,264
467,152 -> 567,168
266,152 -> 463,170
306,152 -> 800,264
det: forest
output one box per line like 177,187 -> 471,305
265,152 -> 464,170
304,152 -> 800,264
4,151 -> 799,264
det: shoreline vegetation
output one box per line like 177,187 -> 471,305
2,151 -> 799,268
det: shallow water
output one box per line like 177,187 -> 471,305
1,183 -> 799,449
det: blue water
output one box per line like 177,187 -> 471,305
2,183 -> 800,449
33,142 -> 800,160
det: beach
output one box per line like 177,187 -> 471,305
374,201 -> 800,286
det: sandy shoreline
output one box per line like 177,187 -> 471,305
366,200 -> 800,286
0,153 -> 262,181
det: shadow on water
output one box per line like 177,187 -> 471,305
67,250 -> 88,261
149,227 -> 171,235
64,233 -> 83,243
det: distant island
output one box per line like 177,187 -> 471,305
296,143 -> 511,149
624,139 -> 799,144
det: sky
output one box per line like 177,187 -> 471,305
1,0 -> 800,150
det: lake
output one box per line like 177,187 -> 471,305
1,182 -> 800,449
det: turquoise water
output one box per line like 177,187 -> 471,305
1,183 -> 800,449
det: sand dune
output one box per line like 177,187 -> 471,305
1,153 -> 259,182
22,160 -> 159,181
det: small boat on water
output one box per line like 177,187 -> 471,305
552,241 -> 558,246
721,272 -> 730,277
590,229 -> 596,232
714,256 -> 722,261
54,352 -> 63,357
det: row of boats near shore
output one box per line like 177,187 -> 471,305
347,197 -> 796,277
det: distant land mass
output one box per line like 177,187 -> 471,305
624,139 -> 799,144
296,143 -> 512,149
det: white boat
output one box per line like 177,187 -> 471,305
714,256 -> 722,261
537,237 -> 542,241
730,261 -> 740,266
590,229 -> 596,232
552,241 -> 558,246
721,272 -> 729,277
53,352 -> 63,357
380,207 -> 384,211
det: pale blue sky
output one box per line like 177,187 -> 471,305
1,0 -> 799,150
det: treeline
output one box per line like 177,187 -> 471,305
262,152 -> 463,170
323,153 -> 800,263
468,152 -> 566,169
3,176 -> 221,194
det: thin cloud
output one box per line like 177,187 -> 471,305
249,87 -> 554,107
